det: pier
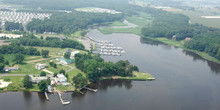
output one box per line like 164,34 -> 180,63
44,92 -> 49,100
57,90 -> 70,105
85,87 -> 98,92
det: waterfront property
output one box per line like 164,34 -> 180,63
56,57 -> 74,65
54,74 -> 68,85
35,63 -> 48,70
29,75 -> 48,83
4,65 -> 19,73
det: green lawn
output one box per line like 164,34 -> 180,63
0,76 -> 23,91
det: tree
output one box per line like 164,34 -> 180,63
5,60 -> 9,65
41,50 -> 49,58
40,36 -> 43,39
40,71 -> 46,76
23,75 -> 32,88
0,63 -> 5,72
59,69 -> 65,75
13,54 -> 24,64
46,78 -> 51,85
38,80 -> 48,92
53,73 -> 58,77
0,55 -> 4,63
72,73 -> 87,89
49,62 -> 54,66
64,52 -> 70,59
53,64 -> 57,68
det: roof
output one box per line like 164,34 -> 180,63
65,49 -> 71,53
4,65 -> 19,69
57,57 -> 74,64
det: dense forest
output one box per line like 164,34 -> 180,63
18,34 -> 85,50
5,22 -> 24,31
141,10 -> 220,60
75,53 -> 139,81
26,11 -> 123,34
0,42 -> 40,56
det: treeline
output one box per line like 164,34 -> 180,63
18,34 -> 85,50
5,21 -> 24,31
141,11 -> 190,40
26,11 -> 123,34
75,53 -> 139,81
141,9 -> 220,60
0,43 -> 40,56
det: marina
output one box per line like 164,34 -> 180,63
96,40 -> 125,56
85,35 -> 125,56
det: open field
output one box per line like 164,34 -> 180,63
99,13 -> 152,35
173,11 -> 220,28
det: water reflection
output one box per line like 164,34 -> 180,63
23,92 -> 32,102
140,37 -> 162,46
97,79 -> 133,91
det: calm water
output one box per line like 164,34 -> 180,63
1,29 -> 220,110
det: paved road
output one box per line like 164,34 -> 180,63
63,64 -> 75,73
0,74 -> 26,76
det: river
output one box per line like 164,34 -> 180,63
1,29 -> 220,110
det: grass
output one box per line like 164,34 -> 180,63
99,12 -> 152,35
100,71 -> 155,81
0,76 -> 23,91
173,11 -> 220,28
56,85 -> 75,92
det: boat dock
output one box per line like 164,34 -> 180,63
85,87 -> 98,92
57,90 -> 70,105
44,92 -> 49,100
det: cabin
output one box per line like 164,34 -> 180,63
35,63 -> 48,70
4,65 -> 19,73
29,75 -> 47,84
56,57 -> 74,65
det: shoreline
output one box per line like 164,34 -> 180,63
0,71 -> 155,93
98,27 -> 220,65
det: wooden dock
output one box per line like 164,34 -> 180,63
57,90 -> 70,105
85,87 -> 98,92
44,92 -> 49,101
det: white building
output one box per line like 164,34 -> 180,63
54,74 -> 67,84
35,63 -> 48,70
71,51 -> 80,59
29,75 -> 47,83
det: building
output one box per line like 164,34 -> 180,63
54,74 -> 67,84
29,75 -> 47,83
35,63 -> 48,70
56,57 -> 74,65
185,37 -> 191,41
65,49 -> 72,54
71,51 -> 80,59
4,65 -> 19,72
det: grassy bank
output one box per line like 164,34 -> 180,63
149,37 -> 220,64
100,71 -> 155,81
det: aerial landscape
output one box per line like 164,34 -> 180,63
0,0 -> 220,110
